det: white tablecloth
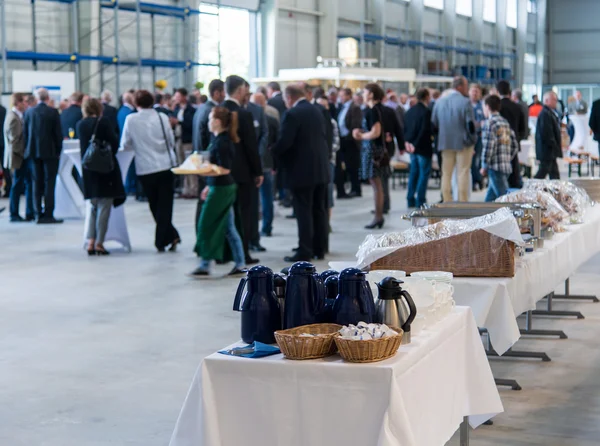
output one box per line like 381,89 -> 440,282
169,307 -> 503,446
54,140 -> 85,219
453,205 -> 600,354
63,144 -> 134,251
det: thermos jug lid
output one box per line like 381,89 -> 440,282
339,267 -> 366,280
319,269 -> 339,281
377,277 -> 404,299
289,261 -> 316,275
273,274 -> 287,287
247,265 -> 273,278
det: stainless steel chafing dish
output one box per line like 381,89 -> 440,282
403,206 -> 528,229
427,202 -> 543,239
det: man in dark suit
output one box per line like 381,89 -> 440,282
224,75 -> 263,264
267,81 -> 287,117
335,87 -> 363,198
589,98 -> 600,149
534,92 -> 562,180
0,102 -> 7,197
174,88 -> 198,197
192,79 -> 225,153
273,84 -> 330,262
60,91 -> 84,138
497,80 -> 526,188
101,90 -> 119,135
23,88 -> 63,224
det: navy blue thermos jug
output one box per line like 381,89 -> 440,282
233,266 -> 281,344
331,268 -> 376,326
283,262 -> 326,329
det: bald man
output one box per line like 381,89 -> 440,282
534,91 -> 562,179
251,92 -> 279,237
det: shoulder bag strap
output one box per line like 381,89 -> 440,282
90,117 -> 101,143
156,109 -> 176,167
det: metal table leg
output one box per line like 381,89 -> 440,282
520,307 -> 570,338
487,348 -> 551,362
460,416 -> 469,446
553,278 -> 599,302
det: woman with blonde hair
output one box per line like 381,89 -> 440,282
191,107 -> 246,277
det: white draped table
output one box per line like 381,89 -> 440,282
452,205 -> 600,354
54,140 -> 85,219
63,144 -> 134,251
169,306 -> 503,446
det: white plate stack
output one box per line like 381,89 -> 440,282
410,271 -> 453,284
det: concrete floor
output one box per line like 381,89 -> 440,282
1,182 -> 600,446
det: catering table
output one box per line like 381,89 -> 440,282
452,205 -> 600,354
169,306 -> 503,446
63,144 -> 134,251
55,140 -> 85,219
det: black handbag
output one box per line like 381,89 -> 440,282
82,118 -> 115,174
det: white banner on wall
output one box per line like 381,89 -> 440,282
11,70 -> 75,103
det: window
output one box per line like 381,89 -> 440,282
197,5 -> 250,89
506,0 -> 517,28
424,0 -> 444,10
483,0 -> 496,23
527,0 -> 537,14
456,0 -> 472,17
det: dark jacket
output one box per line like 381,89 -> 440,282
206,132 -> 236,187
60,104 -> 83,138
0,104 -> 6,161
404,102 -> 433,157
268,93 -> 287,118
77,116 -> 126,206
340,102 -> 363,151
222,99 -> 262,184
315,102 -> 334,156
263,113 -> 279,170
174,104 -> 196,144
192,101 -> 217,153
272,99 -> 330,189
102,103 -> 120,136
589,99 -> 600,141
500,98 -> 526,146
24,102 -> 63,160
517,101 -> 530,140
381,105 -> 405,158
535,106 -> 563,161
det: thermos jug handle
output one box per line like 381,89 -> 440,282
233,277 -> 248,311
400,290 -> 417,331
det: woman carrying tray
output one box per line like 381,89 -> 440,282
189,107 -> 246,277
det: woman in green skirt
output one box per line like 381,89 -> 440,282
191,107 -> 246,277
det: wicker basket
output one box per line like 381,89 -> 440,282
275,324 -> 342,360
370,229 -> 515,277
335,327 -> 404,363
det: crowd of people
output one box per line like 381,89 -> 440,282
0,73 -> 574,275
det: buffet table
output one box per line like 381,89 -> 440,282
452,205 -> 600,354
63,145 -> 134,251
169,306 -> 503,446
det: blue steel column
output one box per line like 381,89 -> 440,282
136,0 -> 142,88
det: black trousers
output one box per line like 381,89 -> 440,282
235,182 -> 254,260
291,183 -> 328,258
507,154 -> 523,188
138,170 -> 180,250
335,137 -> 361,197
31,158 -> 59,219
534,159 -> 560,180
249,183 -> 260,246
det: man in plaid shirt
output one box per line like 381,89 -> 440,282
480,95 -> 519,202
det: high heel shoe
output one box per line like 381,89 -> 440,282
87,249 -> 96,256
365,218 -> 385,229
168,238 -> 181,252
95,248 -> 110,256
